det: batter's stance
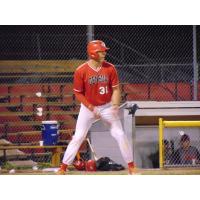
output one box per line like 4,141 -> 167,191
57,40 -> 136,175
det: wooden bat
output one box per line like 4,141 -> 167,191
86,137 -> 98,161
76,152 -> 81,160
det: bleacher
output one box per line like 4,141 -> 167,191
121,82 -> 198,101
0,60 -> 87,167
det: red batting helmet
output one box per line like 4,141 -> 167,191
73,160 -> 85,171
87,40 -> 109,60
85,159 -> 97,171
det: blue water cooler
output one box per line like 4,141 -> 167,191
41,121 -> 59,145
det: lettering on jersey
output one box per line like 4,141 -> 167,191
88,75 -> 108,85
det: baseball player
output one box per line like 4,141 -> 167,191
57,40 -> 136,175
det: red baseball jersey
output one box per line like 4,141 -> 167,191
73,61 -> 119,106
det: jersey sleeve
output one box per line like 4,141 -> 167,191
110,66 -> 119,87
73,69 -> 84,92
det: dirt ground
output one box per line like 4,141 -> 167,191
1,168 -> 200,175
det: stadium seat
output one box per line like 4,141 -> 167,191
150,83 -> 176,101
9,84 -> 44,94
177,82 -> 192,100
62,83 -> 73,94
198,82 -> 200,100
0,85 -> 8,94
125,83 -> 149,100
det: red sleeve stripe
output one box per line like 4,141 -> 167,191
112,84 -> 119,88
73,88 -> 82,92
76,63 -> 85,71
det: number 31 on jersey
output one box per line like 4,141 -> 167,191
99,86 -> 108,94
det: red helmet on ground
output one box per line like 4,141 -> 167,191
73,160 -> 85,171
87,40 -> 109,60
85,159 -> 97,171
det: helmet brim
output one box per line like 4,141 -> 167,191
96,47 -> 109,52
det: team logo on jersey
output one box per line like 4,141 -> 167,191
89,75 -> 108,85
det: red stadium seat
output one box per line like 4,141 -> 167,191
150,83 -> 176,101
63,83 -> 73,94
0,85 -> 9,94
9,97 -> 21,104
23,96 -> 47,104
62,95 -> 74,104
0,116 -> 21,123
7,125 -> 39,134
198,82 -> 200,100
49,84 -> 63,94
9,84 -> 44,94
125,83 -> 149,100
7,134 -> 42,144
177,82 -> 192,100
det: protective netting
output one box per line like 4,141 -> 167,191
0,25 -> 199,169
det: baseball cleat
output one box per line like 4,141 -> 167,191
128,167 -> 140,175
56,163 -> 68,175
56,169 -> 67,175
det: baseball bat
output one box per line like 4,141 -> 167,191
76,152 -> 81,160
98,104 -> 139,127
86,137 -> 98,161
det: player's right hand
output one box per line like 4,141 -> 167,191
93,107 -> 101,119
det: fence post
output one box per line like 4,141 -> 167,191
159,118 -> 164,169
193,25 -> 198,100
87,25 -> 94,42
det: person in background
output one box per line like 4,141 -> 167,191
149,139 -> 174,168
172,134 -> 200,165
164,139 -> 174,165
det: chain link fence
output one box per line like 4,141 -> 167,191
0,25 -> 199,170
95,26 -> 198,101
162,129 -> 200,168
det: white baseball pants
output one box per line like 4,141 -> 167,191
62,102 -> 133,165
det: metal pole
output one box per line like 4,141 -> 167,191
87,25 -> 94,43
132,114 -> 136,166
86,25 -> 94,59
159,118 -> 164,169
193,25 -> 198,100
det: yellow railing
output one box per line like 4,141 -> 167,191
158,118 -> 200,168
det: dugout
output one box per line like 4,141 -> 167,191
89,101 -> 200,169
